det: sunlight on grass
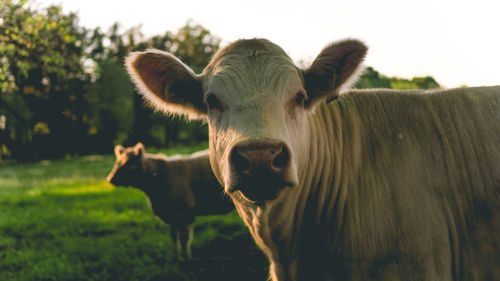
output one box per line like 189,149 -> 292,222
51,181 -> 114,195
26,181 -> 114,197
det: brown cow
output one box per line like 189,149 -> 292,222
106,143 -> 234,259
125,39 -> 500,280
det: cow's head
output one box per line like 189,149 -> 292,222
126,39 -> 367,205
106,142 -> 146,188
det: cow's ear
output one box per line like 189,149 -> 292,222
303,39 -> 367,107
126,49 -> 207,120
134,142 -> 145,157
114,145 -> 125,158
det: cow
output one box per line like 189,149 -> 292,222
125,39 -> 500,280
106,142 -> 234,259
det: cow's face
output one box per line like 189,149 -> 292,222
106,143 -> 146,188
126,39 -> 367,205
201,42 -> 309,204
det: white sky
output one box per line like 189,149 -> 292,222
34,0 -> 500,88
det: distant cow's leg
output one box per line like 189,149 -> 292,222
170,226 -> 182,259
179,224 -> 194,259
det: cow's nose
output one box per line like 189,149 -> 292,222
230,141 -> 290,176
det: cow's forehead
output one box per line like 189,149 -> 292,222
207,38 -> 292,65
117,148 -> 137,163
203,39 -> 303,102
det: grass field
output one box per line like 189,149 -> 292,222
0,144 -> 268,281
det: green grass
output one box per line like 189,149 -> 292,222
0,144 -> 268,281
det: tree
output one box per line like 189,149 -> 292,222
167,19 -> 220,73
82,23 -> 141,152
0,1 -> 102,160
354,67 -> 441,90
353,67 -> 391,89
411,76 -> 440,89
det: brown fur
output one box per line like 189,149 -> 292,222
106,143 -> 234,259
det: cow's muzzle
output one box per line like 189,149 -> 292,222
228,140 -> 293,204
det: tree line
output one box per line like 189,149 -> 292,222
0,1 -> 439,161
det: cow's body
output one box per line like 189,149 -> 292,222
237,87 -> 500,280
126,38 -> 500,280
107,143 -> 234,259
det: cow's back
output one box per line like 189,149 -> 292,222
256,87 -> 499,281
319,86 -> 500,280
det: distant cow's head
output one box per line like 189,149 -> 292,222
106,142 -> 146,188
126,39 -> 367,205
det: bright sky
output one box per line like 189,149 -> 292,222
34,0 -> 500,88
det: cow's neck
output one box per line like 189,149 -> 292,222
246,100 -> 363,280
299,99 -> 363,246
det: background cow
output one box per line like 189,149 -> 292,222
126,39 -> 500,280
106,143 -> 234,259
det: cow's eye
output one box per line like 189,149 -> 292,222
295,92 -> 308,106
205,93 -> 223,111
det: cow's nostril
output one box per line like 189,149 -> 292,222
272,146 -> 289,171
230,141 -> 290,177
232,150 -> 250,173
